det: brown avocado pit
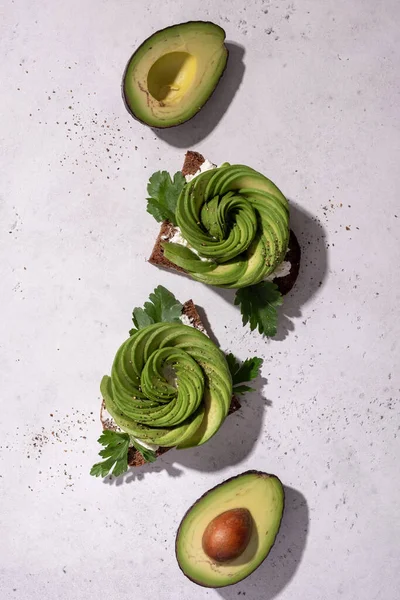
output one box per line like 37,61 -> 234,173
202,508 -> 253,562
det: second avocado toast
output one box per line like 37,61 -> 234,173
92,286 -> 262,476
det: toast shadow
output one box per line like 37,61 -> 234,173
195,304 -> 222,347
216,486 -> 309,600
153,42 -> 245,148
211,201 -> 328,341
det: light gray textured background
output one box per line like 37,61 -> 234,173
1,1 -> 399,599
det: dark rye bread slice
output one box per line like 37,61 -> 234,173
100,299 -> 241,468
148,151 -> 301,295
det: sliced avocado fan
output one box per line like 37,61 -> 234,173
122,21 -> 228,127
176,471 -> 284,588
163,164 -> 290,288
101,322 -> 232,448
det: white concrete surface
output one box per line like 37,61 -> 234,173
1,1 -> 399,599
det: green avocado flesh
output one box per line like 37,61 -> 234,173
176,471 -> 284,588
123,21 -> 228,127
100,322 -> 232,448
162,164 -> 290,288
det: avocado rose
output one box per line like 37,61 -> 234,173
162,164 -> 290,288
91,286 -> 263,477
100,322 -> 232,449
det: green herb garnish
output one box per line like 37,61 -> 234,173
90,430 -> 156,478
226,354 -> 263,395
234,281 -> 283,338
130,285 -> 183,335
146,170 -> 186,225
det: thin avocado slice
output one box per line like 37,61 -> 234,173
122,21 -> 228,127
176,471 -> 284,588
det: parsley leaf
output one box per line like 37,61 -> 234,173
234,281 -> 283,337
228,355 -> 263,386
90,430 -> 157,478
132,440 -> 157,463
231,384 -> 256,395
131,307 -> 154,333
146,171 -> 186,226
90,430 -> 130,478
226,353 -> 263,395
130,285 -> 183,334
144,286 -> 183,323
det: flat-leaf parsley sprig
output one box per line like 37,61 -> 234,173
90,430 -> 156,478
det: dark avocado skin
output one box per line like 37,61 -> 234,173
175,470 -> 285,588
121,21 -> 229,129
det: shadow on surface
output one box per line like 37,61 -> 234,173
216,486 -> 309,600
102,460 -> 183,486
171,373 -> 270,473
195,304 -> 222,348
275,201 -> 328,340
211,201 -> 328,341
103,371 -> 270,483
153,42 -> 245,148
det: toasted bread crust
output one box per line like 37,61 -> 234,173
181,151 -> 205,176
181,299 -> 207,333
148,151 -> 205,273
100,298 -> 241,467
148,220 -> 185,273
148,152 -> 301,295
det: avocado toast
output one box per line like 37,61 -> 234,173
92,286 -> 261,475
147,152 -> 301,337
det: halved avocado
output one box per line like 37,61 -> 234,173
176,470 -> 284,588
122,21 -> 228,128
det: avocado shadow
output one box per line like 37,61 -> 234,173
216,486 -> 309,600
210,201 -> 328,342
152,42 -> 245,148
167,373 -> 270,473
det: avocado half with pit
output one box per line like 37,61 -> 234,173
176,471 -> 284,588
122,21 -> 228,128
